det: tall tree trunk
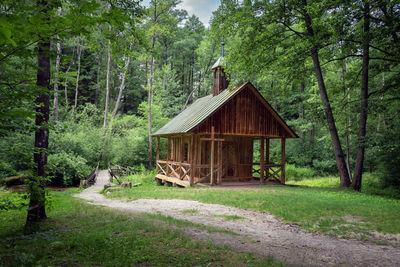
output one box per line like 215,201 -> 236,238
53,6 -> 62,123
103,33 -> 111,130
353,2 -> 370,191
376,72 -> 386,135
63,47 -> 74,108
72,40 -> 81,118
64,64 -> 71,107
95,57 -> 101,107
112,43 -> 132,119
303,7 -> 352,187
27,0 -> 50,226
300,81 -> 305,144
148,35 -> 155,169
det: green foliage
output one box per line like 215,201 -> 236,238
0,162 -> 17,183
285,164 -> 317,181
287,173 -> 400,199
374,119 -> 400,191
0,189 -> 27,212
47,152 -> 91,186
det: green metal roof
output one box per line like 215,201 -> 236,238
212,56 -> 225,69
153,82 -> 247,136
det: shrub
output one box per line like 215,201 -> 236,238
110,127 -> 149,168
48,152 -> 91,186
312,158 -> 337,174
0,162 -> 17,183
286,164 -> 317,181
374,123 -> 400,193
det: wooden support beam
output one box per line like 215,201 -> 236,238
217,141 -> 222,184
265,138 -> 269,180
190,134 -> 195,186
167,138 -> 170,161
180,136 -> 184,179
266,138 -> 270,164
156,136 -> 160,174
210,127 -> 215,185
200,126 -> 224,186
260,137 -> 264,184
281,138 -> 286,184
166,138 -> 170,176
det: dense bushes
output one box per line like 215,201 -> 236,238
0,102 -> 169,187
47,152 -> 92,186
285,164 -> 317,181
374,125 -> 400,192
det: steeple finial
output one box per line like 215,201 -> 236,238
221,36 -> 225,57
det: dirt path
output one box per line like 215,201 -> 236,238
75,170 -> 400,267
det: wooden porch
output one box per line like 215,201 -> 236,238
155,160 -> 285,187
154,125 -> 287,188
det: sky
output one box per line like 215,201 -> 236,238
176,0 -> 220,28
142,0 -> 221,28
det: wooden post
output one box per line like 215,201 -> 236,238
190,134 -> 195,186
281,138 -> 286,184
200,127 -> 224,186
156,136 -> 160,174
260,137 -> 264,184
265,138 -> 270,180
180,136 -> 184,179
166,137 -> 170,176
210,127 -> 215,185
217,140 -> 222,184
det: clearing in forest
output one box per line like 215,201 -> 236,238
75,170 -> 400,267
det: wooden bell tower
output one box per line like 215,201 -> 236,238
212,37 -> 229,96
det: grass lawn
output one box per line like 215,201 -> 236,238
106,172 -> 400,241
0,188 -> 282,267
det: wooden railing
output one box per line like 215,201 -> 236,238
156,160 -> 192,181
252,163 -> 284,182
156,160 -> 218,185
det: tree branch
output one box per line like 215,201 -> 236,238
321,54 -> 363,66
277,21 -> 306,38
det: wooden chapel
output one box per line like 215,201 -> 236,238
152,42 -> 298,187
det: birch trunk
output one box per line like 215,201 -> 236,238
53,7 -> 62,123
64,64 -> 71,107
95,57 -> 101,107
103,32 -> 111,130
72,40 -> 81,118
112,43 -> 133,119
148,37 -> 155,169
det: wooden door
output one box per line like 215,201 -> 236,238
223,142 -> 237,178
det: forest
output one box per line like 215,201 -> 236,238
1,0 -> 400,231
1,0 -> 400,265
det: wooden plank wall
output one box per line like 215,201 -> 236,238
194,86 -> 290,137
167,135 -> 254,182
